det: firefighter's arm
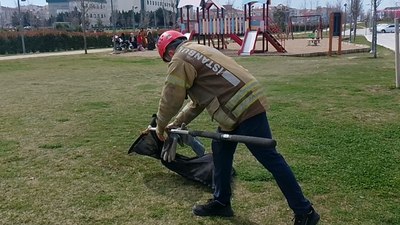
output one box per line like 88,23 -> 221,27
171,100 -> 205,127
156,60 -> 196,140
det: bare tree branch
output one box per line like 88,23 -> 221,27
73,0 -> 95,54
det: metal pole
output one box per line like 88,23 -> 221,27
370,0 -> 374,50
17,0 -> 26,54
0,0 -> 3,29
162,0 -> 166,28
132,3 -> 135,31
349,0 -> 353,43
395,18 -> 400,88
344,3 -> 347,38
111,0 -> 116,53
373,0 -> 377,58
154,10 -> 156,27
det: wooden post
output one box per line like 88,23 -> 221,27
395,18 -> 400,88
186,6 -> 190,33
197,7 -> 200,44
329,12 -> 343,56
338,13 -> 342,55
328,13 -> 333,56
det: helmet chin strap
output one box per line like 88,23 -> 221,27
163,38 -> 185,62
163,52 -> 172,62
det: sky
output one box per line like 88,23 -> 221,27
0,0 -> 396,10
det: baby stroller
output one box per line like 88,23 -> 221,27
113,35 -> 129,51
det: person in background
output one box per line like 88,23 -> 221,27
128,33 -> 137,50
137,31 -> 145,51
146,30 -> 156,50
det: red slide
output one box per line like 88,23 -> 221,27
228,34 -> 243,46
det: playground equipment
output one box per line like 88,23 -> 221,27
328,12 -> 343,56
288,14 -> 323,40
177,0 -> 202,40
239,0 -> 286,55
177,0 -> 287,55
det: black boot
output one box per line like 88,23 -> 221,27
192,199 -> 234,217
293,207 -> 320,225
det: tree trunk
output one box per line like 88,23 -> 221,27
353,18 -> 357,42
81,0 -> 88,54
83,29 -> 88,54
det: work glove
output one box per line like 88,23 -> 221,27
176,124 -> 205,157
161,133 -> 179,162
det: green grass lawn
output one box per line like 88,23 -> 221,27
0,40 -> 399,225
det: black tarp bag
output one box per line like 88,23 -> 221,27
128,114 -> 215,188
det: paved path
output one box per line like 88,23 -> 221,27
1,29 -> 396,60
0,48 -> 113,61
0,48 -> 162,61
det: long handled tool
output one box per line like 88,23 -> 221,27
148,127 -> 276,147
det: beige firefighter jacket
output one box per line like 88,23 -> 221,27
156,41 -> 267,133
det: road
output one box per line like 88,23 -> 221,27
362,28 -> 397,51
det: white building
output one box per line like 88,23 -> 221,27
47,0 -> 109,27
0,4 -> 49,28
47,0 -> 176,27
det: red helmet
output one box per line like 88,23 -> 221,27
157,30 -> 186,60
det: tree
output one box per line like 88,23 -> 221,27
155,8 -> 165,27
11,12 -> 20,27
131,9 -> 140,28
349,0 -> 363,43
45,15 -> 57,27
371,0 -> 382,58
74,0 -> 95,54
55,8 -> 82,28
335,0 -> 343,11
169,0 -> 177,27
95,18 -> 104,30
273,5 -> 289,32
302,0 -> 307,9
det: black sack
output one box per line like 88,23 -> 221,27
128,115 -> 162,159
128,114 -> 214,187
161,154 -> 214,187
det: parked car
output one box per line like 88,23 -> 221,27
377,24 -> 396,33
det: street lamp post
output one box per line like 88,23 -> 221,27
132,6 -> 137,30
17,0 -> 26,54
110,0 -> 116,53
0,0 -> 3,29
344,3 -> 347,38
372,0 -> 377,58
370,0 -> 373,32
154,10 -> 157,27
349,0 -> 353,43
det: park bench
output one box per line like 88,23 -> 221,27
307,33 -> 320,46
307,39 -> 320,46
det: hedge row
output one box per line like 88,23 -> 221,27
0,30 -> 113,54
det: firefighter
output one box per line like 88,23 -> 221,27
154,30 -> 320,225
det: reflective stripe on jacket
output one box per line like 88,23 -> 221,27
157,41 -> 267,131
